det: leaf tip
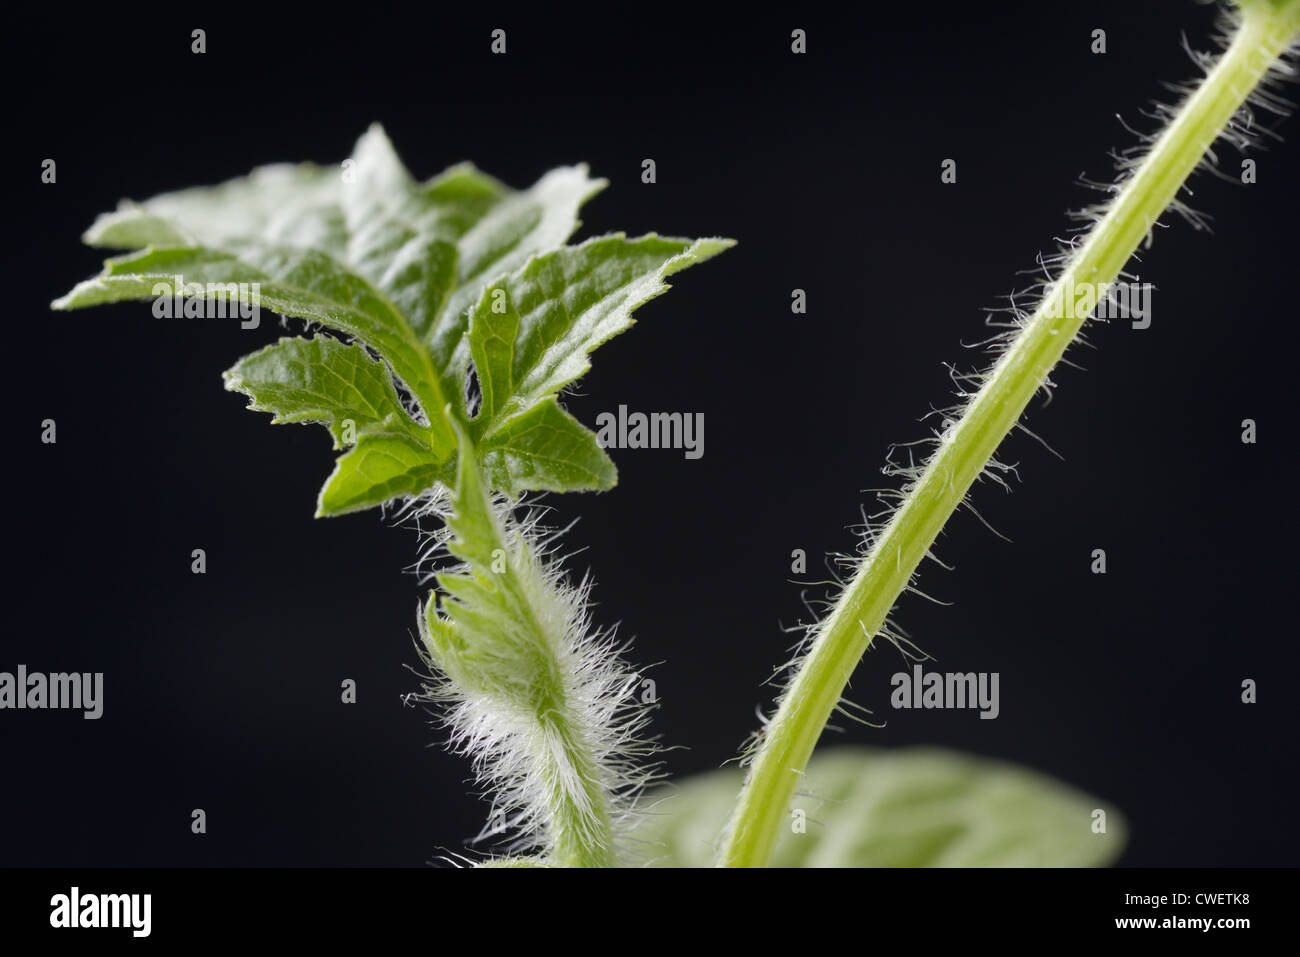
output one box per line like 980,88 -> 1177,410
314,485 -> 346,520
654,235 -> 736,283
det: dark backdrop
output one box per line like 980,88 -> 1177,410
4,2 -> 1296,866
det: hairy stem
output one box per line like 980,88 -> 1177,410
422,428 -> 627,867
720,2 -> 1300,868
537,710 -> 617,867
488,527 -> 617,868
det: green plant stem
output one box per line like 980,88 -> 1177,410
491,540 -> 617,868
487,544 -> 617,868
436,432 -> 619,868
719,4 -> 1300,869
538,710 -> 617,868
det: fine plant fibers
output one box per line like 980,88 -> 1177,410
719,0 -> 1300,867
48,0 -> 1298,869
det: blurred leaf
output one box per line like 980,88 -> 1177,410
476,856 -> 554,868
637,747 -> 1126,867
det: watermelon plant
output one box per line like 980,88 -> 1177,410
52,0 -> 1299,867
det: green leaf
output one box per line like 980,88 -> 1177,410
222,334 -> 444,517
52,126 -> 611,512
78,163 -> 339,251
637,747 -> 1127,868
59,124 -> 605,426
421,162 -> 609,411
223,336 -> 412,450
479,398 -> 616,495
53,125 -> 732,508
53,239 -> 458,464
468,233 -> 733,490
316,421 -> 446,518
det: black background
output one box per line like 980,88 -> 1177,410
4,2 -> 1296,867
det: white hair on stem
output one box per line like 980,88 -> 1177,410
405,460 -> 660,867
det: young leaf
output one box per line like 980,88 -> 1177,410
223,335 -> 445,516
53,237 -> 460,465
468,233 -> 734,494
637,748 -> 1126,868
52,125 -> 614,511
224,336 -> 413,450
317,422 -> 447,518
477,398 -> 616,495
60,125 -> 605,420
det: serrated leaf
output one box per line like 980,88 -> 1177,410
53,240 -> 457,462
223,336 -> 412,450
316,419 -> 446,518
422,162 -> 608,410
636,747 -> 1126,868
54,125 -> 732,508
64,125 -> 604,419
54,124 -> 617,511
467,234 -> 733,483
479,398 -> 616,495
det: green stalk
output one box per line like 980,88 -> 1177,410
475,531 -> 618,868
538,710 -> 617,868
423,425 -> 621,868
720,1 -> 1300,869
491,532 -> 616,868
